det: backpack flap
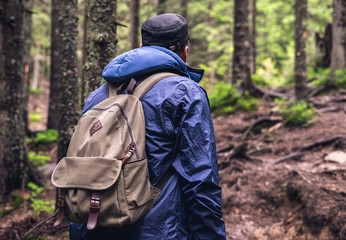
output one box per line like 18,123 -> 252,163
51,157 -> 122,190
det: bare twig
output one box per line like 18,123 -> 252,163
21,211 -> 57,240
240,116 -> 282,141
273,136 -> 343,165
282,204 -> 304,225
255,86 -> 293,99
273,151 -> 303,165
300,136 -> 343,151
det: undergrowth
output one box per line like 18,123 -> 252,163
209,81 -> 260,117
309,67 -> 346,88
35,129 -> 58,144
27,182 -> 55,214
29,112 -> 42,123
28,151 -> 51,167
275,99 -> 316,126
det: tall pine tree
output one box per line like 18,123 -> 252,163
84,0 -> 117,96
57,0 -> 79,161
0,0 -> 28,202
294,0 -> 307,100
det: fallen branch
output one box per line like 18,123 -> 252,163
282,204 -> 304,225
315,106 -> 340,113
255,86 -> 293,99
21,211 -> 57,239
273,136 -> 343,165
308,85 -> 326,98
240,116 -> 282,141
273,151 -> 303,165
300,136 -> 343,151
255,122 -> 283,143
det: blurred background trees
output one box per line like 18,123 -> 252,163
1,0 -> 345,201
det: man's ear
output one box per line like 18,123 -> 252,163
180,46 -> 188,63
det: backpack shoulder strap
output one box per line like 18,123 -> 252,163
107,72 -> 178,98
132,72 -> 178,99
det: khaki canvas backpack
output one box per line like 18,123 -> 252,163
51,72 -> 176,230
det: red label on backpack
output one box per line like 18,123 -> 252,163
90,120 -> 102,136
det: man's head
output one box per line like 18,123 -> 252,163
141,13 -> 189,61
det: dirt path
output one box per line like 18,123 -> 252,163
214,93 -> 346,239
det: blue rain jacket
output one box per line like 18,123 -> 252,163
70,46 -> 226,240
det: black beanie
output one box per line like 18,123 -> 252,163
141,13 -> 189,51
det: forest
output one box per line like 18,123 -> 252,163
0,0 -> 345,239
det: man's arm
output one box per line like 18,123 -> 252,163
171,81 -> 226,240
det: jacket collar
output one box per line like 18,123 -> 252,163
102,46 -> 204,84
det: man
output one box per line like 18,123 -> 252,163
70,13 -> 226,240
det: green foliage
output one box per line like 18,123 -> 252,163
35,129 -> 58,144
29,112 -> 42,123
26,235 -> 50,240
29,87 -> 43,94
28,151 -> 51,167
309,68 -> 346,88
335,68 -> 346,88
309,68 -> 331,86
276,99 -> 316,126
27,182 -> 55,214
0,193 -> 24,216
209,82 -> 260,116
251,74 -> 269,87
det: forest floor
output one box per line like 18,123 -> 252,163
0,77 -> 345,240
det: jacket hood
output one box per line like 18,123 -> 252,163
102,46 -> 204,84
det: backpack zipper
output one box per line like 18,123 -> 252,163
90,103 -> 140,159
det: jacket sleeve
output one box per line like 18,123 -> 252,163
169,81 -> 226,240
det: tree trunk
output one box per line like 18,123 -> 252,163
130,0 -> 140,49
330,0 -> 346,85
47,0 -> 60,130
80,0 -> 88,110
181,0 -> 188,20
57,0 -> 79,162
315,23 -> 332,69
232,0 -> 255,93
84,0 -> 117,95
249,0 -> 256,75
294,0 -> 307,100
0,0 -> 28,202
157,0 -> 166,15
23,0 -> 34,133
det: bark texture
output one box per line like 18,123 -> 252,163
0,0 -> 28,202
84,0 -> 117,95
330,0 -> 346,85
249,0 -> 256,75
130,0 -> 140,49
80,0 -> 88,110
57,0 -> 79,162
315,24 -> 332,69
294,0 -> 307,100
47,0 -> 60,130
232,0 -> 255,93
23,0 -> 33,132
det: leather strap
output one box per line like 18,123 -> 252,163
133,72 -> 177,99
53,191 -> 66,227
126,78 -> 137,94
107,72 -> 178,99
87,191 -> 101,230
